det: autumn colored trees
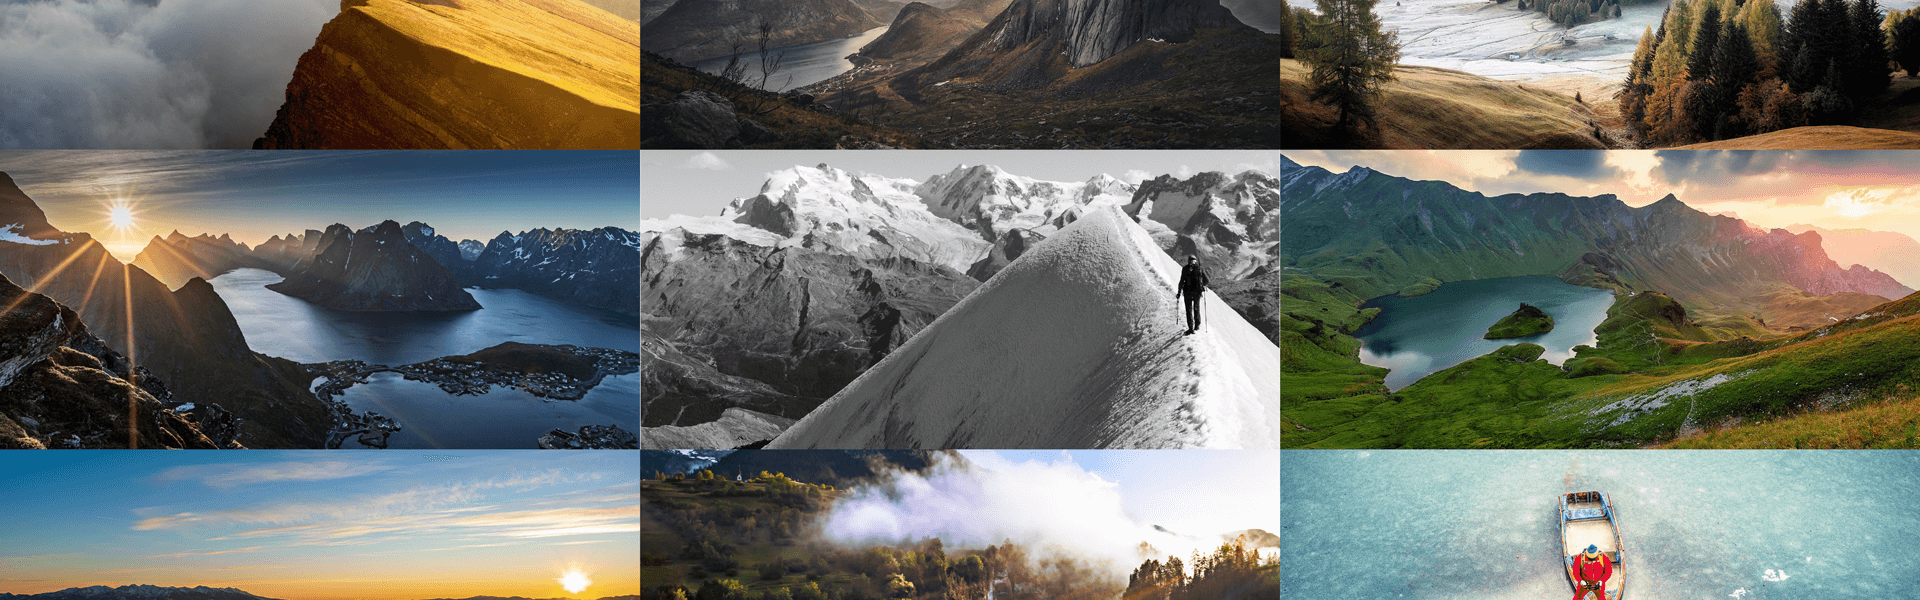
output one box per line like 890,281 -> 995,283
1619,0 -> 1899,144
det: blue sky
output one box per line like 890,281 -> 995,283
969,450 -> 1278,537
0,151 -> 638,256
0,451 -> 639,599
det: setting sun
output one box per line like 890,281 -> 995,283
558,570 -> 591,594
109,205 -> 134,228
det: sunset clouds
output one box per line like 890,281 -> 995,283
1285,151 -> 1920,242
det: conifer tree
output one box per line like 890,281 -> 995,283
1849,0 -> 1891,96
1690,4 -> 1725,79
1304,0 -> 1402,134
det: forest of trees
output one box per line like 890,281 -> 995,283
642,469 -> 1275,600
1615,0 -> 1920,144
1513,0 -> 1625,28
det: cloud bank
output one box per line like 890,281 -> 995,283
0,0 -> 335,149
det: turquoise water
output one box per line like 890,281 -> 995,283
1354,275 -> 1615,390
1283,450 -> 1920,599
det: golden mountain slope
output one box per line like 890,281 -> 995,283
257,0 -> 639,149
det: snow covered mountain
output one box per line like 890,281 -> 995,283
767,207 -> 1278,449
711,163 -> 993,273
464,226 -> 642,315
1127,170 -> 1277,280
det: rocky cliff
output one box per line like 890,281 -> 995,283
267,221 -> 481,311
642,0 -> 885,63
1124,170 -> 1277,280
0,273 -> 244,449
256,0 -> 639,149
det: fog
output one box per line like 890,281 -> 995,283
818,452 -> 1261,577
0,0 -> 335,149
1283,450 -> 1920,599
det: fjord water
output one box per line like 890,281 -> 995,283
691,26 -> 889,92
209,268 -> 639,448
335,372 -> 640,449
210,268 -> 637,364
1283,451 -> 1920,599
1355,275 -> 1614,390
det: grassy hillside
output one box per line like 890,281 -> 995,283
1282,59 -> 1611,149
1284,282 -> 1920,448
1674,125 -> 1920,149
642,51 -> 936,148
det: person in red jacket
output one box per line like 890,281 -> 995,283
1572,544 -> 1612,600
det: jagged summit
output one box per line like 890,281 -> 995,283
0,171 -> 60,240
767,206 -> 1278,449
720,163 -> 989,272
265,220 -> 481,311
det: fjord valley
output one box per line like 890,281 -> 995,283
642,150 -> 1278,449
0,451 -> 640,598
1281,152 -> 1920,448
1283,0 -> 1920,149
642,0 -> 1280,149
0,152 -> 639,449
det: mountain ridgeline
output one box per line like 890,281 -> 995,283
1280,156 -> 1912,314
134,221 -> 642,316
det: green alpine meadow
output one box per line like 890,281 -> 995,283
1282,152 -> 1920,449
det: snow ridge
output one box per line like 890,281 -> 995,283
767,207 -> 1278,449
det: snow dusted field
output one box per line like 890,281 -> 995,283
768,207 -> 1279,449
1372,0 -> 1920,100
1283,450 -> 1920,599
1373,0 -> 1659,98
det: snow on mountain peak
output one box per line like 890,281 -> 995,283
768,206 -> 1278,449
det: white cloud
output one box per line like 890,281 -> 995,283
1122,169 -> 1153,184
679,151 -> 732,171
155,460 -> 396,489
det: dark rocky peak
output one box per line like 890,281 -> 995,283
0,171 -> 58,239
1061,0 -> 1240,66
400,220 -> 438,241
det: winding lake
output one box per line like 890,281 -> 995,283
208,268 -> 639,448
691,26 -> 889,92
1354,275 -> 1614,390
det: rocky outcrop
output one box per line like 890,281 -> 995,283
0,273 -> 242,449
267,221 -> 481,311
255,0 -> 639,149
1059,0 -> 1239,67
132,231 -> 270,290
642,407 -> 796,449
0,173 -> 59,240
642,0 -> 885,63
459,239 -> 486,260
648,90 -> 745,148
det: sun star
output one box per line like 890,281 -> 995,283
558,569 -> 591,594
110,205 -> 134,228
